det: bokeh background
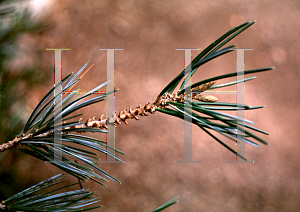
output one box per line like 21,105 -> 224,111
1,0 -> 299,211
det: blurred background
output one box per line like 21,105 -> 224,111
0,0 -> 299,211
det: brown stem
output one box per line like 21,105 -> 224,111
0,200 -> 23,212
0,134 -> 31,153
0,88 -> 217,153
0,200 -> 6,210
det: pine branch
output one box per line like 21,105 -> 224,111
0,173 -> 102,212
0,173 -> 179,212
0,21 -> 273,191
0,80 -> 217,153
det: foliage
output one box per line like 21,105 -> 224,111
156,21 -> 273,161
0,173 -> 102,212
1,173 -> 177,211
17,64 -> 124,186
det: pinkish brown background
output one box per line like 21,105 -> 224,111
2,0 -> 300,211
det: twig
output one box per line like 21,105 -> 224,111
0,81 -> 217,152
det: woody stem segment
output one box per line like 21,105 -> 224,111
0,88 -> 217,152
